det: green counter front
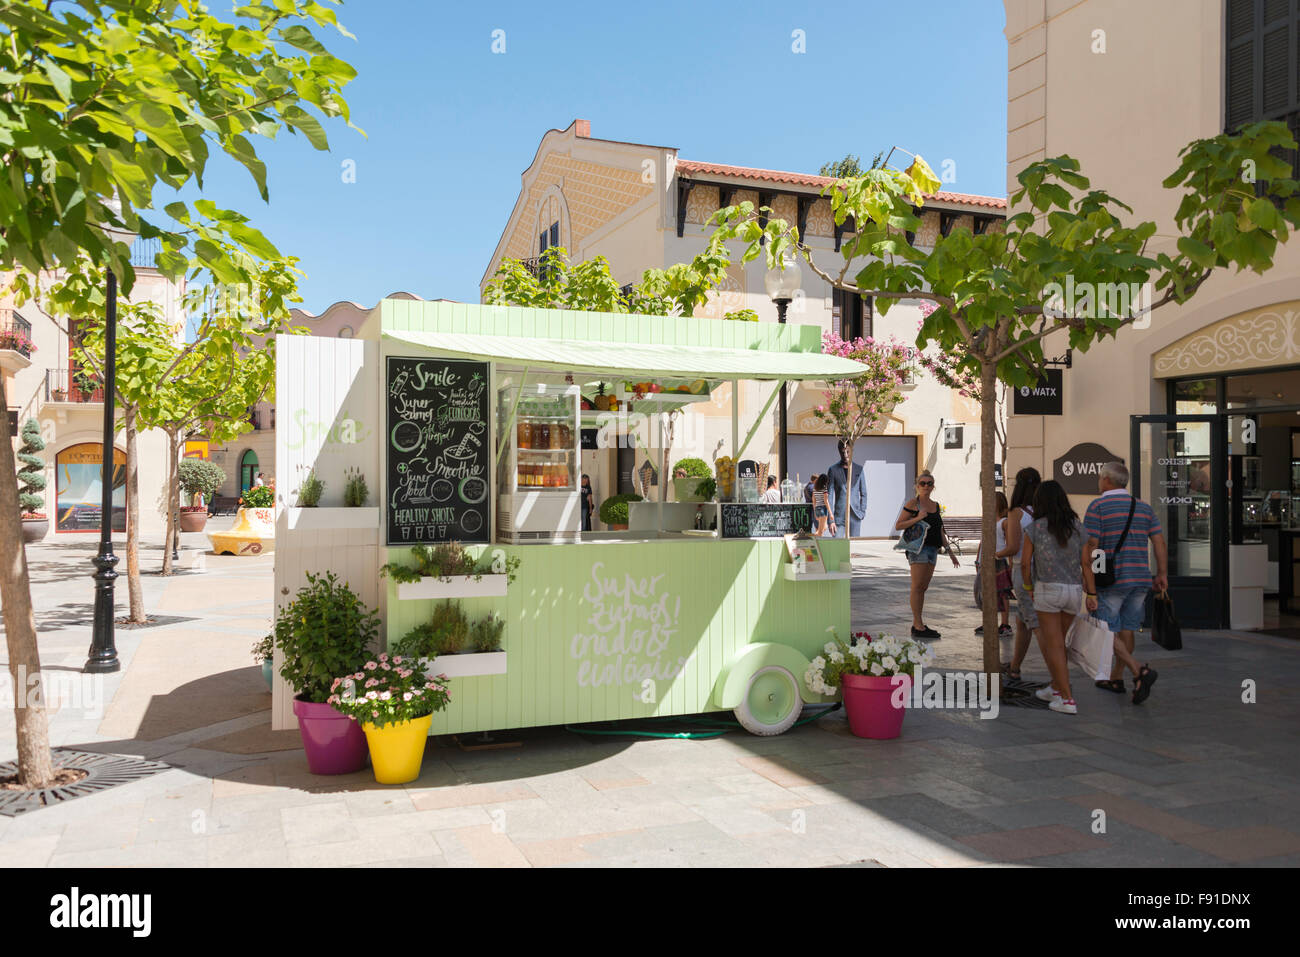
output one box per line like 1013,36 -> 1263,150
384,537 -> 851,735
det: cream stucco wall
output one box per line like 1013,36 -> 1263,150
1004,0 -> 1300,506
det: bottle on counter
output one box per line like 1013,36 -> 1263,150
694,505 -> 703,530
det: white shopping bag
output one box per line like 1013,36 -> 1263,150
1065,614 -> 1115,681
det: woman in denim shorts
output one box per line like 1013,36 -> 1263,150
895,471 -> 959,640
1021,480 -> 1085,715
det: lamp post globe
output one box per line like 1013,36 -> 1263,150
765,256 -> 802,484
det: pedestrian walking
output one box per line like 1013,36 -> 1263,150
253,471 -> 265,487
812,474 -> 833,537
998,466 -> 1041,682
1082,461 -> 1168,705
975,491 -> 1013,638
895,470 -> 959,639
1021,480 -> 1084,714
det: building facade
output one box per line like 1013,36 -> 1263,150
1004,0 -> 1300,627
481,121 -> 1007,533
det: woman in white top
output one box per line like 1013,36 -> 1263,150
995,467 -> 1041,682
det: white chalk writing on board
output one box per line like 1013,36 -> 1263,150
570,562 -> 689,688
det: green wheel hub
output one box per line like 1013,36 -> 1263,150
747,669 -> 797,726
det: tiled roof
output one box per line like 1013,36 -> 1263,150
674,159 -> 1006,210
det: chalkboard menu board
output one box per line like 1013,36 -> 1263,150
386,356 -> 490,545
720,503 -> 813,539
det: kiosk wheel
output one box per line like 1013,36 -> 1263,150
734,665 -> 803,736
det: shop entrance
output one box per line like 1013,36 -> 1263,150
1129,414 -> 1226,628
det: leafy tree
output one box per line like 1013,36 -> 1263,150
178,458 -> 227,506
0,0 -> 357,789
16,418 -> 46,515
810,332 -> 916,523
819,152 -> 884,179
706,122 -> 1300,682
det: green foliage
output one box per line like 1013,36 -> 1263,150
328,655 -> 451,730
252,634 -> 274,663
274,571 -> 379,703
343,467 -> 368,507
380,543 -> 521,584
722,308 -> 759,322
16,418 -> 46,514
177,458 -> 225,503
599,493 -> 643,526
240,483 -> 275,508
695,477 -> 717,500
0,0 -> 358,295
392,601 -> 470,658
672,457 -> 712,479
295,466 -> 325,507
471,612 -> 505,653
819,153 -> 884,179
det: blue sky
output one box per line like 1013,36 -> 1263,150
194,0 -> 1008,313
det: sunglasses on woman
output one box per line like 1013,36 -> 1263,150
918,480 -> 934,487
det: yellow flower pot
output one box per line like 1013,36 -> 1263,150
361,714 -> 434,784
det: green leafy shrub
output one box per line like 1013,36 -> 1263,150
380,544 -> 522,584
471,612 -> 505,653
241,483 -> 275,508
274,571 -> 379,703
295,466 -> 325,507
343,467 -> 368,507
16,418 -> 45,516
695,477 -> 717,500
672,457 -> 711,479
178,457 -> 226,506
392,601 -> 470,658
599,493 -> 642,526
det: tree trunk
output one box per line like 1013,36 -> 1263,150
162,430 -> 178,576
979,361 -> 1001,689
124,407 -> 145,622
0,374 -> 56,787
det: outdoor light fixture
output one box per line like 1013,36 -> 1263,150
765,255 -> 802,482
85,201 -> 133,675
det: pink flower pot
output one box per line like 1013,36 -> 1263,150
842,673 -> 911,739
292,696 -> 368,774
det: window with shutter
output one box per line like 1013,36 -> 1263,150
1224,0 -> 1299,130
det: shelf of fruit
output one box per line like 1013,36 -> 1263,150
578,379 -> 712,415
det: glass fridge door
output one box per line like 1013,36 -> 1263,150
502,386 -> 577,492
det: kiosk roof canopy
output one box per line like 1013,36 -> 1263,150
382,330 -> 865,381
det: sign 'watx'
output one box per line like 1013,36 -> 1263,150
1053,442 -> 1124,495
1013,369 -> 1064,416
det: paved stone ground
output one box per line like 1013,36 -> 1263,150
2,532 -> 1299,867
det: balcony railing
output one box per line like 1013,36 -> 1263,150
129,235 -> 162,270
0,308 -> 34,358
45,368 -> 105,404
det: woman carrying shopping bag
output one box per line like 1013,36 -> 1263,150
1020,480 -> 1085,715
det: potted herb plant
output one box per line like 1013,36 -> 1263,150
805,630 -> 934,739
253,634 -> 274,689
392,604 -> 507,678
672,457 -> 712,502
599,493 -> 642,531
177,457 -> 225,533
380,542 -> 520,599
294,465 -> 324,507
343,467 -> 368,507
16,418 -> 48,543
329,654 -> 451,784
275,571 -> 379,774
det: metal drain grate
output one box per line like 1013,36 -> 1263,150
0,749 -> 170,817
1000,678 -> 1051,709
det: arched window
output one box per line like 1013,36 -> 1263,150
240,450 -> 259,492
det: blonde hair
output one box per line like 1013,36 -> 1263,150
917,470 -> 934,485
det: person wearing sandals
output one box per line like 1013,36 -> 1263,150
895,470 -> 959,639
975,491 -> 1014,639
997,467 -> 1041,682
1021,480 -> 1084,714
1082,461 -> 1168,705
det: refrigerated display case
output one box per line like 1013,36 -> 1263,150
496,382 -> 581,543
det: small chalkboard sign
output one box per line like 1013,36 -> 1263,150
386,356 -> 490,545
720,503 -> 813,539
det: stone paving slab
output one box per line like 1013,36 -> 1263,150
2,536 -> 1298,867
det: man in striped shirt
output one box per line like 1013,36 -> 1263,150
1081,462 -> 1168,705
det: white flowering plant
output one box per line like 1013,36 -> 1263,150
329,653 -> 452,729
804,628 -> 936,696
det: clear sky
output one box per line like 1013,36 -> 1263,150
190,0 -> 1009,314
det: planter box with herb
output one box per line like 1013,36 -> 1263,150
381,542 -> 519,600
393,606 -> 507,678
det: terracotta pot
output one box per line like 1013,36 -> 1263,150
21,517 -> 48,543
608,523 -> 628,531
178,510 -> 208,533
841,673 -> 911,740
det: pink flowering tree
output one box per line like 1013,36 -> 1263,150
812,332 -> 916,523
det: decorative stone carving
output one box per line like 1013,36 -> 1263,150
1153,305 -> 1300,377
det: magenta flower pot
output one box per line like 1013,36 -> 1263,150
842,673 -> 911,739
292,696 -> 368,774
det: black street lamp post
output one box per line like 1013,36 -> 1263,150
764,257 -> 802,484
85,266 -> 120,674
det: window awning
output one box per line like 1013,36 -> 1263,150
382,330 -> 863,381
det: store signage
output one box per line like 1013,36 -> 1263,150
1013,370 -> 1063,416
720,503 -> 813,539
1053,442 -> 1124,495
7,408 -> 17,437
385,356 -> 490,545
580,428 -> 598,450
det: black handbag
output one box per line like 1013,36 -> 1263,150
1151,590 -> 1183,651
1093,497 -> 1136,590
